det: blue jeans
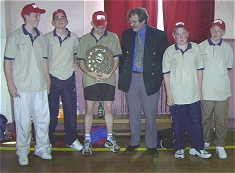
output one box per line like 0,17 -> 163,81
48,73 -> 77,146
170,101 -> 204,151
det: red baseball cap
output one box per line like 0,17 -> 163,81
21,3 -> 46,18
211,19 -> 226,30
53,9 -> 67,20
92,11 -> 108,26
173,22 -> 187,33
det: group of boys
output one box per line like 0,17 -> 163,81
4,3 -> 121,166
3,3 -> 233,167
163,20 -> 233,160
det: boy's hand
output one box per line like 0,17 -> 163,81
166,94 -> 174,106
8,83 -> 20,98
95,73 -> 111,81
199,92 -> 203,101
74,62 -> 79,72
47,83 -> 51,94
87,71 -> 101,79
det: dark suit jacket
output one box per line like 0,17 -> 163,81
118,25 -> 168,96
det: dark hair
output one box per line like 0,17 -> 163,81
128,7 -> 148,24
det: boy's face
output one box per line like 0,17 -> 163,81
173,27 -> 189,46
52,12 -> 68,29
210,26 -> 225,42
91,22 -> 106,36
25,12 -> 41,28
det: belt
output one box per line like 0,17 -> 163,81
133,71 -> 143,74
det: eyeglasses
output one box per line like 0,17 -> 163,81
129,20 -> 139,25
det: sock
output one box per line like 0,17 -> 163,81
107,134 -> 113,141
85,134 -> 91,141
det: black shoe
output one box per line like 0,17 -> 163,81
147,148 -> 159,157
125,145 -> 140,153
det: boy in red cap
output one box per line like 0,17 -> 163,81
200,19 -> 234,159
77,11 -> 122,156
4,3 -> 51,166
45,9 -> 83,151
162,22 -> 212,159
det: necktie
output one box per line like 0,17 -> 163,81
135,32 -> 144,69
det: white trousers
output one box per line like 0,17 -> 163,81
13,90 -> 50,157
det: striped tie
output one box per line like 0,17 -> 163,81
135,32 -> 144,69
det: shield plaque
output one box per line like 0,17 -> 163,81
86,45 -> 114,74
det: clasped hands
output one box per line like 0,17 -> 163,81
87,71 -> 111,81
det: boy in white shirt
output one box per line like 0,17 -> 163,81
4,3 -> 52,166
45,9 -> 83,151
200,19 -> 234,159
163,22 -> 211,159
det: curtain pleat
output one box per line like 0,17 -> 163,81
104,0 -> 158,40
163,0 -> 215,45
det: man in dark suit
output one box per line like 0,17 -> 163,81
118,7 -> 168,156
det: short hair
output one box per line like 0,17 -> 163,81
128,7 -> 148,24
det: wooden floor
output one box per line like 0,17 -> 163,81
0,129 -> 234,173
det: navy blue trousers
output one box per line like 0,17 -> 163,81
48,73 -> 77,146
170,101 -> 204,151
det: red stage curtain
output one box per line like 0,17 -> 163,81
163,0 -> 215,46
104,0 -> 158,40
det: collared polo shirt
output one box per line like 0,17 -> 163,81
199,38 -> 234,101
162,42 -> 204,104
45,29 -> 78,80
77,29 -> 122,88
4,25 -> 47,92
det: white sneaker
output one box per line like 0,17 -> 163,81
67,139 -> 83,151
18,156 -> 29,166
204,142 -> 210,149
189,148 -> 211,159
34,150 -> 52,160
35,144 -> 52,154
82,140 -> 92,156
104,137 -> 120,153
216,146 -> 227,159
174,149 -> 185,159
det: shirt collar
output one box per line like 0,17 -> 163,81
175,42 -> 192,52
138,25 -> 147,36
208,38 -> 222,46
90,28 -> 108,37
53,28 -> 71,38
22,24 -> 40,36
